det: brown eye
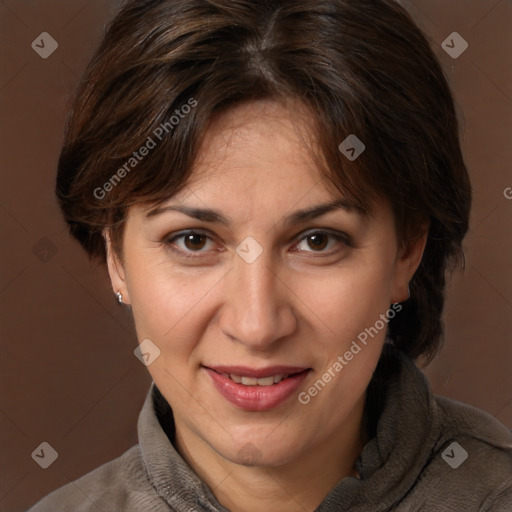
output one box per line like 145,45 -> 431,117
294,230 -> 350,255
165,230 -> 216,258
306,233 -> 329,251
183,233 -> 208,251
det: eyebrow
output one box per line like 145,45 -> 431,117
144,198 -> 364,226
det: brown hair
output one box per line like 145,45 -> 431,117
56,0 -> 471,362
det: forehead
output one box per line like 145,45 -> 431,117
135,99 -> 391,227
188,99 -> 323,187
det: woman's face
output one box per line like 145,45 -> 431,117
105,100 -> 425,468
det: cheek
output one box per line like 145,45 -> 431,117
126,262 -> 226,396
296,262 -> 394,430
294,257 -> 395,342
126,258 -> 224,348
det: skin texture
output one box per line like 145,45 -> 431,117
104,100 -> 427,512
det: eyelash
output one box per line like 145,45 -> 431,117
163,229 -> 352,259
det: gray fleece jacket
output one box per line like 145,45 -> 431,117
27,347 -> 512,511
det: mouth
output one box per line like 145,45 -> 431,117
203,365 -> 312,411
210,368 -> 305,386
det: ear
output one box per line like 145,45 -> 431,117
103,228 -> 131,305
390,226 -> 429,303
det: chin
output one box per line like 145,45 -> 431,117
219,436 -> 302,468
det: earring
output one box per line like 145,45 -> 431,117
407,284 -> 411,299
116,291 -> 123,304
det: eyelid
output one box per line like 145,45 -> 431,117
290,229 -> 352,257
165,229 -> 219,259
164,228 -> 352,258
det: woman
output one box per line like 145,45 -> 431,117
28,0 -> 512,510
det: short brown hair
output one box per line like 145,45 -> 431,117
56,0 -> 471,362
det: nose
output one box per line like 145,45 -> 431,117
218,251 -> 297,350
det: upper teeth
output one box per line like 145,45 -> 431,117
221,373 -> 289,386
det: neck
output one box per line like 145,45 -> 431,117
174,394 -> 368,512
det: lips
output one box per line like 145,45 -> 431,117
207,365 -> 309,378
204,365 -> 311,411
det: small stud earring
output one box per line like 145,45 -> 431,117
116,291 -> 123,304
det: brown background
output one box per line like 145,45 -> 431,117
1,1 -> 511,511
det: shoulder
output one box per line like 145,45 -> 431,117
424,395 -> 512,510
26,445 -> 170,512
381,348 -> 512,510
434,394 -> 512,468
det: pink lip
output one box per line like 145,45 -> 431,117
204,366 -> 311,411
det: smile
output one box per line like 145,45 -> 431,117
203,365 -> 311,411
220,372 -> 292,386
